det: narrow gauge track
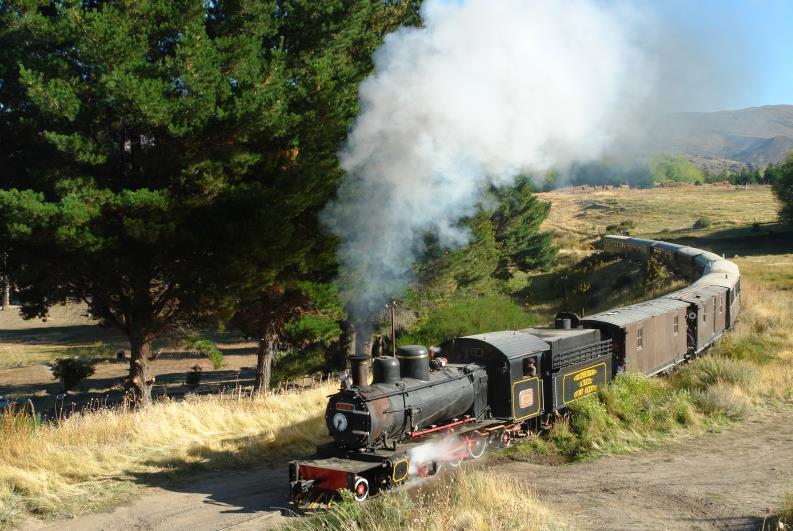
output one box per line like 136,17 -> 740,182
288,235 -> 741,510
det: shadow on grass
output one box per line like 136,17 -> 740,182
661,222 -> 793,257
0,324 -> 124,344
127,414 -> 327,517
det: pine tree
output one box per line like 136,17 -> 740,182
490,176 -> 557,274
0,0 -> 421,403
772,152 -> 793,222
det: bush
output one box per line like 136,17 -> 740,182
183,338 -> 224,369
605,220 -> 636,236
643,254 -> 669,286
771,152 -> 793,221
668,356 -> 759,393
185,365 -> 202,389
514,374 -> 698,460
399,294 -> 543,347
779,492 -> 793,528
271,347 -> 326,387
51,357 -> 96,392
692,217 -> 711,230
690,383 -> 751,420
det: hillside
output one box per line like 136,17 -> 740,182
648,104 -> 793,171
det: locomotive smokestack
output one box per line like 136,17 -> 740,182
348,354 -> 370,387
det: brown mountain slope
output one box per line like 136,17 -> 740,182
649,104 -> 793,170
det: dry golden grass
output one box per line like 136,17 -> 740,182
671,264 -> 793,421
0,384 -> 332,524
538,184 -> 778,245
294,468 -> 566,531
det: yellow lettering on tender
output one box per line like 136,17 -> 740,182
573,384 -> 599,399
573,369 -> 597,381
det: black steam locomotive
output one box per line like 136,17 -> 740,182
288,236 -> 741,509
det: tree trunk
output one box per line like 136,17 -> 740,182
1,276 -> 9,311
126,335 -> 154,406
1,250 -> 8,311
254,335 -> 274,396
334,320 -> 355,369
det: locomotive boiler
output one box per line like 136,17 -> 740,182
327,346 -> 488,450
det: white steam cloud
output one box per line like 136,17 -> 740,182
323,0 -> 660,338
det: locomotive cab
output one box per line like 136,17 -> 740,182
440,331 -> 548,420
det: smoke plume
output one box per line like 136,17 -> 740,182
322,0 -> 660,337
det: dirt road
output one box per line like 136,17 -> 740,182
20,469 -> 291,531
500,403 -> 793,530
22,404 -> 793,530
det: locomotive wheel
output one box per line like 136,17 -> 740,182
353,476 -> 369,502
428,460 -> 442,476
417,461 -> 442,477
448,437 -> 468,467
497,431 -> 512,448
468,436 -> 487,459
448,455 -> 464,467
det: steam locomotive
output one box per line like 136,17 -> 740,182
288,236 -> 741,509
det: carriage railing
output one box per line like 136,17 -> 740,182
551,340 -> 612,371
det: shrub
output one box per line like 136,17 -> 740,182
692,217 -> 711,230
643,254 -> 669,286
690,383 -> 751,420
399,293 -> 543,347
51,357 -> 96,392
605,220 -> 636,236
185,365 -> 202,389
669,356 -> 759,393
183,338 -> 224,369
527,374 -> 698,460
271,347 -> 326,387
779,492 -> 793,528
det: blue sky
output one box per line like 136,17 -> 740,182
432,0 -> 792,111
655,0 -> 792,111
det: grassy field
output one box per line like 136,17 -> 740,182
539,184 -> 780,246
0,303 -> 126,370
0,384 -> 332,526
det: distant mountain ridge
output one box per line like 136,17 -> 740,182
649,104 -> 793,172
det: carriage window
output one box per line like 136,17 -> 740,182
673,316 -> 679,335
719,298 -> 723,314
637,327 -> 643,350
523,357 -> 538,376
703,305 -> 707,322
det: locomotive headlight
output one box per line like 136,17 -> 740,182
332,412 -> 348,432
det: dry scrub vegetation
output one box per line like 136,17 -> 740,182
0,385 -> 332,526
291,468 -> 566,531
